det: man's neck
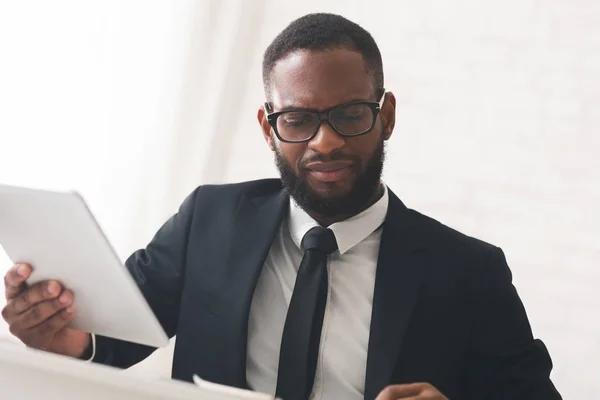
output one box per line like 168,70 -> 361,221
309,183 -> 385,227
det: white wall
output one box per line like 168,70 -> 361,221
1,0 -> 598,398
0,0 -> 197,376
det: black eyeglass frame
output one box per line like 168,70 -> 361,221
264,90 -> 386,143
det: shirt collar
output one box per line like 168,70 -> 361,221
288,184 -> 389,255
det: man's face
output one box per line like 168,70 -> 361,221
258,49 -> 396,218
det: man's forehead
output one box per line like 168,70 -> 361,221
268,49 -> 374,110
269,88 -> 373,111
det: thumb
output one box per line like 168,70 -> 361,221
4,264 -> 31,300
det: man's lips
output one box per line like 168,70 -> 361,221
304,162 -> 353,182
304,161 -> 353,172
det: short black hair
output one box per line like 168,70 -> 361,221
262,13 -> 384,100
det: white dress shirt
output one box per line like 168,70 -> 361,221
246,185 -> 389,400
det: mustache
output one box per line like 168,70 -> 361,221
298,150 -> 359,168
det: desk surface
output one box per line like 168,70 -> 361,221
0,342 -> 273,400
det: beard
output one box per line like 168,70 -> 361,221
274,138 -> 386,218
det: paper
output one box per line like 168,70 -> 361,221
193,375 -> 278,400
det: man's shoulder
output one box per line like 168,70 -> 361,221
189,178 -> 283,203
403,206 -> 497,258
172,178 -> 284,233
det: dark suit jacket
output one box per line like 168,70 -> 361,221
92,179 -> 561,400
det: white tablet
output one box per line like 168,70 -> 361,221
0,184 -> 169,348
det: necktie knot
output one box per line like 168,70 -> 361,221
301,226 -> 338,255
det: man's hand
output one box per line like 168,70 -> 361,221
2,263 -> 91,359
376,383 -> 449,400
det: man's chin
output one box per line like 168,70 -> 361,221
288,177 -> 378,218
274,145 -> 385,218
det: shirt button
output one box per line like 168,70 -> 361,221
309,393 -> 315,400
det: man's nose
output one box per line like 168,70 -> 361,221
307,122 -> 346,155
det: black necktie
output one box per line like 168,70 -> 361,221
275,226 -> 338,400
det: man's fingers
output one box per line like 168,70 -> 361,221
32,306 -> 75,336
9,281 -> 63,315
2,281 -> 65,329
375,383 -> 426,400
18,307 -> 75,348
376,383 -> 446,400
8,290 -> 73,331
4,264 -> 32,299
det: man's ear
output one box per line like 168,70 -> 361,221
257,107 -> 275,151
381,92 -> 396,141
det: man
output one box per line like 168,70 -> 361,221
2,13 -> 561,400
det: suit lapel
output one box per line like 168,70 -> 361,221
220,186 -> 288,388
364,191 -> 429,400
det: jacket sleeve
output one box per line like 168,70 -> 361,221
468,247 -> 562,399
90,187 -> 199,369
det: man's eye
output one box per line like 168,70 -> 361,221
283,119 -> 308,127
282,113 -> 312,127
334,112 -> 365,123
341,114 -> 363,121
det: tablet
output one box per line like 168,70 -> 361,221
0,184 -> 169,348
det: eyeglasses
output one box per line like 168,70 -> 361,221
264,91 -> 386,143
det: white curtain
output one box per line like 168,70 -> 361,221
1,1 -> 599,397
